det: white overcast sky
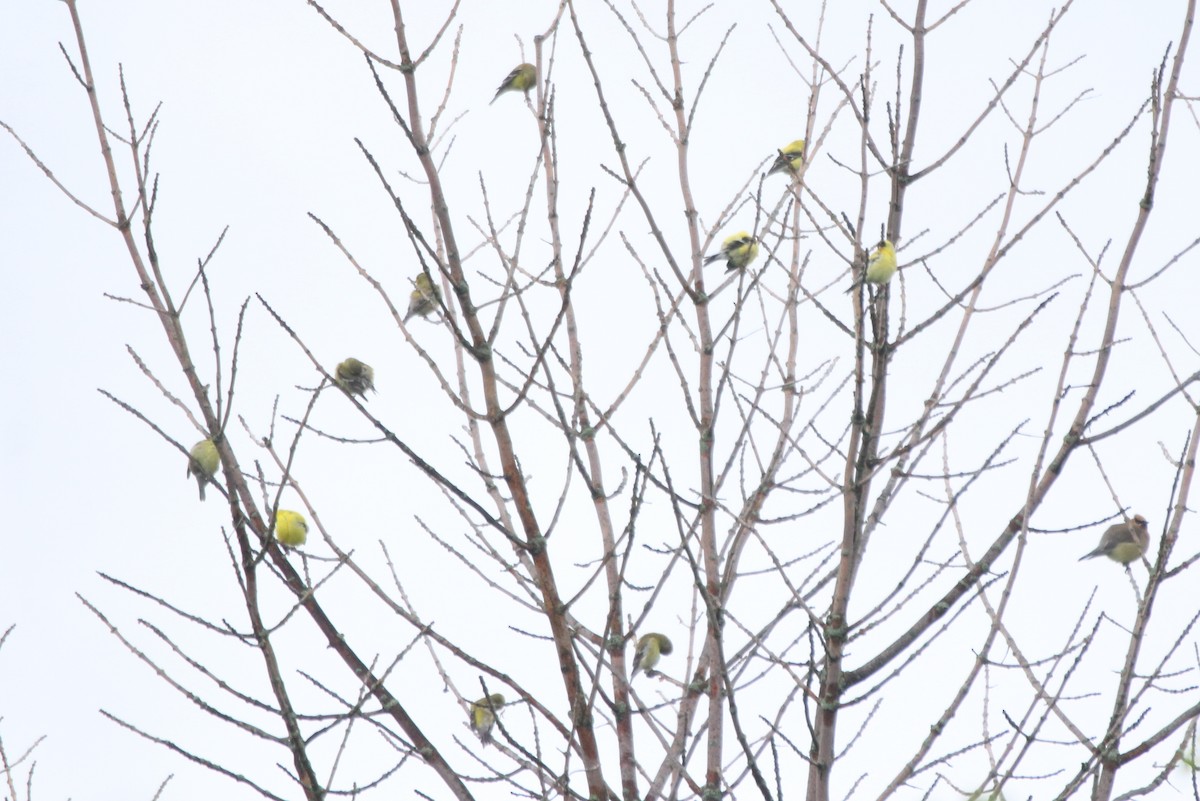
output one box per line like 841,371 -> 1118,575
2,1 -> 1198,799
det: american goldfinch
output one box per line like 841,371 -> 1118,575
1079,514 -> 1150,565
334,358 -> 375,398
274,509 -> 309,547
846,240 -> 898,292
766,139 -> 806,175
468,693 -> 506,744
966,787 -> 1007,801
704,231 -> 759,272
490,63 -> 537,104
404,272 -> 441,322
633,632 -> 673,677
186,438 -> 221,502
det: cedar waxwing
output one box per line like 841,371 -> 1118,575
1079,514 -> 1150,565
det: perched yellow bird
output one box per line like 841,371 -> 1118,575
490,63 -> 537,104
632,632 -> 673,678
846,240 -> 898,293
766,139 -> 806,175
704,231 -> 760,272
404,272 -> 441,322
334,358 -> 375,398
1080,514 -> 1150,565
965,787 -> 1007,801
186,439 -> 221,502
274,509 -> 309,547
468,693 -> 506,744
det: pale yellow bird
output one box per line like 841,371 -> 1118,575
334,358 -> 375,398
965,787 -> 1008,801
491,63 -> 537,104
704,232 -> 760,272
632,632 -> 673,678
274,509 -> 309,547
186,439 -> 221,502
1079,514 -> 1150,565
846,240 -> 898,293
469,693 -> 506,744
766,139 -> 806,175
404,272 -> 441,322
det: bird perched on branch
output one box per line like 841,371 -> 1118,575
766,139 -> 806,176
334,358 -> 375,398
404,272 -> 441,322
469,693 -> 506,744
491,63 -> 537,104
846,239 -> 897,293
704,231 -> 759,272
274,509 -> 309,547
1079,514 -> 1150,565
186,439 -> 221,502
633,632 -> 673,678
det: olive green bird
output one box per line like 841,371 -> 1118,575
334,358 -> 375,398
704,231 -> 760,272
404,272 -> 441,322
469,693 -> 506,744
1080,514 -> 1150,565
491,63 -> 537,104
632,632 -> 673,678
186,438 -> 221,502
766,139 -> 806,176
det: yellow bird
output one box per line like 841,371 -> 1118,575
766,139 -> 806,175
469,693 -> 506,744
334,358 -> 375,398
274,509 -> 309,547
1079,514 -> 1150,565
491,63 -> 537,104
704,231 -> 760,272
404,272 -> 441,322
632,632 -> 673,678
846,240 -> 898,293
186,439 -> 221,502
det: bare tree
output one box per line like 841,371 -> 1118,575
5,1 -> 1200,800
